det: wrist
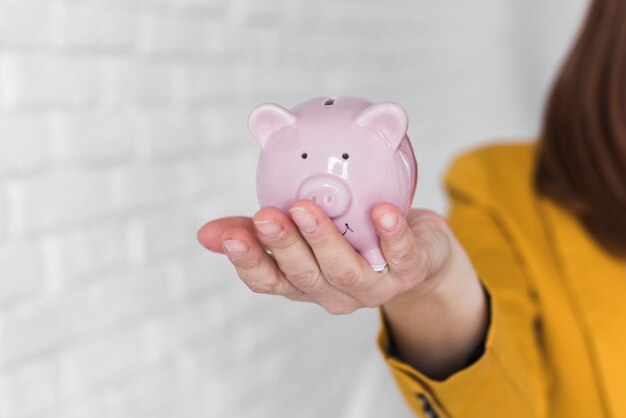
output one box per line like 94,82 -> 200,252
380,236 -> 488,378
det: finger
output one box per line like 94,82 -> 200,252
252,206 -> 361,313
288,200 -> 382,306
198,216 -> 253,253
372,204 -> 421,284
220,227 -> 308,301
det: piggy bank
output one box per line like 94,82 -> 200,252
248,96 -> 417,270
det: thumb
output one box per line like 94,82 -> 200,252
373,205 -> 451,285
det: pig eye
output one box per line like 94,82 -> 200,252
301,152 -> 308,159
342,153 -> 349,160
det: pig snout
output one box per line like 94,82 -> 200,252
297,175 -> 351,218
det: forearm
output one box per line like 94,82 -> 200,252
381,238 -> 489,380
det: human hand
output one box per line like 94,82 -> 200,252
197,200 -> 462,314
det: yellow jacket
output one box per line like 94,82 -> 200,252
378,142 -> 626,418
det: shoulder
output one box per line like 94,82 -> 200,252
444,140 -> 538,210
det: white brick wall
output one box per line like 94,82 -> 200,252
0,0 -> 588,417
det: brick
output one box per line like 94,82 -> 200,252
202,375 -> 228,417
178,1 -> 225,17
172,370 -> 209,417
177,155 -> 230,201
175,253 -> 227,298
0,241 -> 45,304
0,54 -> 101,110
6,169 -> 110,235
0,1 -> 56,48
109,163 -> 180,211
0,293 -> 93,367
144,302 -> 209,363
231,27 -> 282,64
0,191 -> 7,243
222,150 -> 259,204
59,328 -> 150,398
43,222 -> 132,286
0,113 -> 52,175
61,3 -> 138,51
229,2 -> 282,32
200,105 -> 245,150
106,60 -> 177,107
55,111 -> 136,164
51,399 -> 106,418
181,63 -> 233,104
204,21 -> 228,55
187,146 -> 256,195
100,367 -> 177,418
193,182 -> 259,223
149,111 -> 203,158
140,14 -> 207,56
91,268 -> 176,329
132,211 -> 189,260
0,372 -> 17,418
110,0 -> 175,11
5,357 -> 60,417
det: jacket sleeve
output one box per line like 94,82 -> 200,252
377,152 -> 549,417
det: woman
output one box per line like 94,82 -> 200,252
198,0 -> 626,415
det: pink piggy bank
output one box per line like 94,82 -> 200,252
248,96 -> 417,270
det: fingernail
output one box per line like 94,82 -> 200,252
254,220 -> 282,239
223,239 -> 248,256
378,212 -> 398,232
289,207 -> 317,234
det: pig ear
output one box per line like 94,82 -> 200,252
248,103 -> 297,149
356,102 -> 408,149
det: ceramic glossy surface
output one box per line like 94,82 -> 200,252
248,96 -> 418,270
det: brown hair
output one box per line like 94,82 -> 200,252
535,0 -> 626,258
